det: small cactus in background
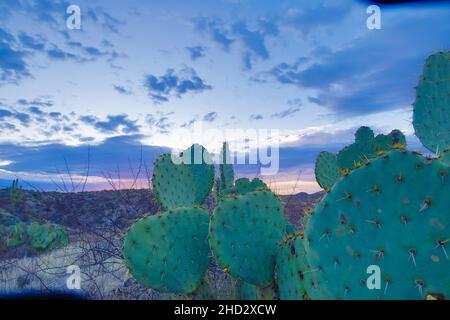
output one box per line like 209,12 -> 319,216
27,222 -> 69,251
413,51 -> 449,159
5,223 -> 26,248
10,178 -> 24,209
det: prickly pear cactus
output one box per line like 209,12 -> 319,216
152,144 -> 214,210
337,127 -> 376,171
275,234 -> 309,300
123,207 -> 210,293
5,223 -> 26,248
374,130 -> 406,152
179,144 -> 215,203
337,126 -> 407,172
27,223 -> 68,251
354,126 -> 375,144
152,154 -> 199,210
219,142 -> 234,192
304,150 -> 450,299
413,51 -> 449,157
234,178 -> 268,195
209,190 -> 288,286
234,279 -> 259,300
315,151 -> 340,192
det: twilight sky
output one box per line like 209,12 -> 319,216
0,0 -> 449,193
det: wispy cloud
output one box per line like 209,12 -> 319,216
203,111 -> 218,122
249,114 -> 263,121
113,84 -> 133,95
186,46 -> 206,60
271,107 -> 300,119
0,28 -> 30,84
91,115 -> 140,134
193,16 -> 278,69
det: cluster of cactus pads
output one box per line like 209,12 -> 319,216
315,126 -> 407,191
123,51 -> 449,299
1,222 -> 68,251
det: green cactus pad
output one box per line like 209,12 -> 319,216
234,279 -> 259,300
152,154 -> 199,210
337,142 -> 375,171
304,150 -> 450,299
234,178 -> 268,195
179,144 -> 215,203
5,223 -> 26,248
123,207 -> 211,293
374,130 -> 406,152
338,126 -> 407,171
275,235 -> 309,300
27,223 -> 68,251
413,51 -> 450,155
315,151 -> 340,191
355,126 -> 375,144
210,190 -> 288,286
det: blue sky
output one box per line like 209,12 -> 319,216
0,0 -> 449,193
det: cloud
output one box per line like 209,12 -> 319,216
194,17 -> 234,51
0,108 -> 31,125
180,117 -> 198,128
263,9 -> 450,117
18,33 -> 46,50
113,85 -> 133,95
17,98 -> 54,107
187,46 -> 206,60
28,106 -> 45,116
94,115 -> 140,134
307,96 -> 325,106
79,115 -> 97,125
203,112 -> 218,122
143,68 -> 212,103
194,17 -> 278,69
46,45 -> 83,62
232,18 -> 278,69
0,28 -> 30,84
0,134 -> 170,190
84,8 -> 125,34
271,107 -> 300,119
146,114 -> 175,133
284,1 -> 352,36
249,114 -> 264,121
